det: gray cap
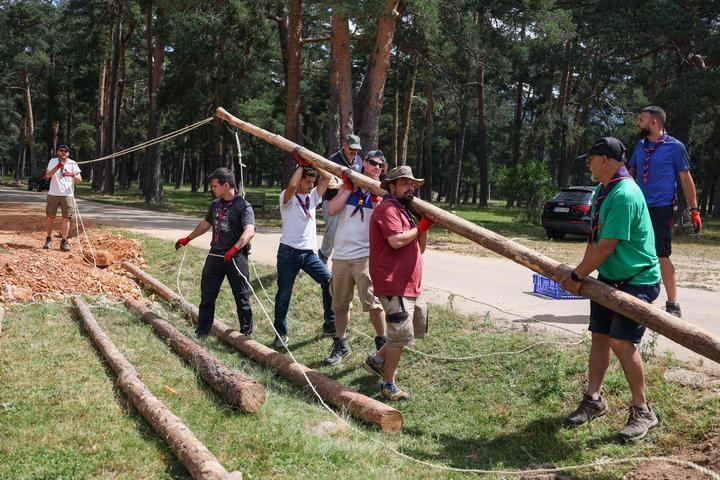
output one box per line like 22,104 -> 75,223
344,134 -> 362,150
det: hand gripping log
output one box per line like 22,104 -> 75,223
215,106 -> 720,365
121,261 -> 404,433
72,297 -> 242,480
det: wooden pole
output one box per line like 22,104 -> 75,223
71,297 -> 242,480
121,262 -> 404,433
215,106 -> 720,365
123,295 -> 265,413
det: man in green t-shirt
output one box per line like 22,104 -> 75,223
560,137 -> 661,442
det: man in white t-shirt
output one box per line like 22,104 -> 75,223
273,161 -> 335,349
43,144 -> 82,251
324,150 -> 388,365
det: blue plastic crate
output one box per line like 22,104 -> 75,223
532,274 -> 585,300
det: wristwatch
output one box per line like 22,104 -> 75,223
570,270 -> 584,282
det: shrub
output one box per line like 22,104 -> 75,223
496,161 -> 556,223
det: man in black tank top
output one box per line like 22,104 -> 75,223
175,168 -> 256,338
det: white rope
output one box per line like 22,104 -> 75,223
234,131 -> 246,197
225,258 -> 718,479
75,117 -> 214,166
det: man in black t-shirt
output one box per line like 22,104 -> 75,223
175,168 -> 256,338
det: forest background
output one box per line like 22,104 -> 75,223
2,0 -> 720,218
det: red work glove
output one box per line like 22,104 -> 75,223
62,171 -> 75,177
57,162 -> 65,170
175,236 -> 192,250
691,208 -> 702,233
341,169 -> 354,191
224,245 -> 240,262
292,146 -> 312,168
417,217 -> 433,233
370,194 -> 380,204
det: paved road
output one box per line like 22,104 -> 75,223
2,185 -> 718,373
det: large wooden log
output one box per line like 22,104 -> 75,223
215,106 -> 720,366
71,297 -> 242,480
121,261 -> 403,433
123,295 -> 265,413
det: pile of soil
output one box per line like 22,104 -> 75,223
0,208 -> 143,302
624,435 -> 720,479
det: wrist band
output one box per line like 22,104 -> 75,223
571,270 -> 584,282
690,207 -> 699,212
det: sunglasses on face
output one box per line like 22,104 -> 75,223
366,159 -> 385,168
58,149 -> 68,153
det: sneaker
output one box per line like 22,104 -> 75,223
564,393 -> 609,427
380,382 -> 409,401
60,239 -> 70,252
43,237 -> 52,249
196,331 -> 209,341
324,337 -> 351,365
363,355 -> 384,379
619,404 -> 659,442
374,335 -> 387,351
273,335 -> 288,350
322,322 -> 336,336
665,301 -> 682,318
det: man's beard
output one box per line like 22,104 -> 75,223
639,127 -> 651,137
397,191 -> 414,205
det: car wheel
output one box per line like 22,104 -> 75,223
545,229 -> 566,240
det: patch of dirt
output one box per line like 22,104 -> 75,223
0,206 -> 143,302
624,435 -> 720,479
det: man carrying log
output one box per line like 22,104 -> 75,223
175,167 -> 255,339
273,154 -> 336,349
560,137 -> 661,442
364,166 -> 432,402
627,106 -> 701,318
323,151 -> 387,365
319,133 -> 363,264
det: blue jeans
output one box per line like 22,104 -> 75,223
274,243 -> 334,336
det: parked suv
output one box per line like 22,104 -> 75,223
27,168 -> 50,192
541,186 -> 595,239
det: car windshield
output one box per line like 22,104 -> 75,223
552,190 -> 593,202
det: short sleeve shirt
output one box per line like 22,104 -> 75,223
204,195 -> 255,255
279,188 -> 320,251
46,158 -> 81,197
627,135 -> 689,207
369,198 -> 422,297
591,180 -> 660,285
332,190 -> 375,260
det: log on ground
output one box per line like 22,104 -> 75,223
122,261 -> 403,433
123,295 -> 265,413
215,106 -> 720,367
72,296 -> 242,480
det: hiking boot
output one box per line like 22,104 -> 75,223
322,322 -> 336,336
665,301 -> 682,318
380,382 -> 409,402
564,393 -> 609,427
273,335 -> 288,350
43,236 -> 52,249
619,404 -> 658,442
324,337 -> 351,365
374,335 -> 387,351
59,239 -> 70,252
363,355 -> 384,379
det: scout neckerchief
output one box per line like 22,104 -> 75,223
295,193 -> 311,219
589,166 -> 632,244
213,194 -> 239,243
382,194 -> 416,227
641,131 -> 668,185
350,189 -> 372,222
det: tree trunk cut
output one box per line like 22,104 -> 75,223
71,297 -> 242,480
214,107 -> 720,367
123,295 -> 265,413
121,262 -> 404,433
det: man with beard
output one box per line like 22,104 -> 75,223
175,167 -> 255,339
627,106 -> 701,317
323,150 -> 387,365
561,137 -> 661,442
364,166 -> 433,402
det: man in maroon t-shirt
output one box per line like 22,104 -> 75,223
365,166 -> 435,401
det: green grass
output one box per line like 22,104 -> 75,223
2,231 -> 719,478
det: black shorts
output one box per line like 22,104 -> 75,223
648,205 -> 674,257
589,277 -> 661,344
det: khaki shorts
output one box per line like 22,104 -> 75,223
46,195 -> 75,218
381,295 -> 428,347
331,257 -> 382,313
